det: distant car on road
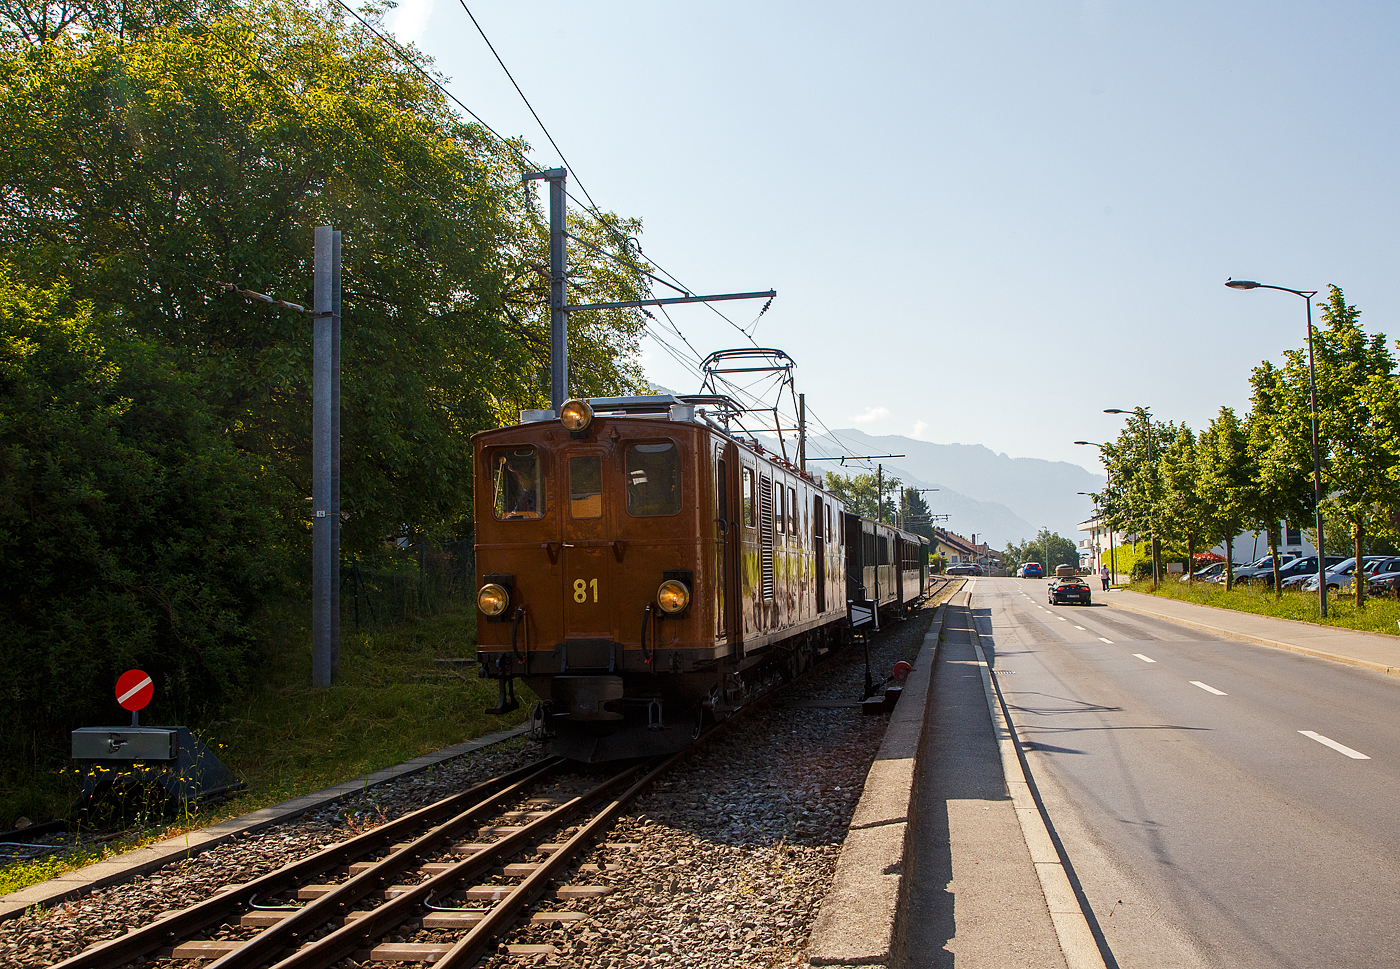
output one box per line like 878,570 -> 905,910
946,563 -> 983,576
1048,576 -> 1092,605
1019,562 -> 1043,578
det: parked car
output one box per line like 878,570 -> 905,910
1048,575 -> 1092,605
1018,562 -> 1044,578
946,563 -> 983,576
1302,556 -> 1395,593
1367,566 -> 1400,597
1185,562 -> 1228,582
1242,555 -> 1345,590
1232,553 -> 1300,586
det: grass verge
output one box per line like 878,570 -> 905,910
0,598 -> 533,897
1140,579 -> 1400,636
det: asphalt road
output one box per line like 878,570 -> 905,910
969,576 -> 1400,969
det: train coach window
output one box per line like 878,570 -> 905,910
626,442 -> 681,516
493,448 -> 544,520
569,456 -> 602,518
742,468 -> 754,527
790,488 -> 799,544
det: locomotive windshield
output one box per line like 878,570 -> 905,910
492,448 -> 544,520
626,442 -> 681,516
569,456 -> 603,518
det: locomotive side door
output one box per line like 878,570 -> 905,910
718,441 -> 744,656
813,495 -> 827,613
560,450 -> 615,641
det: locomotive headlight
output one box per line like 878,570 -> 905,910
478,583 -> 510,617
657,579 -> 691,614
559,398 -> 594,432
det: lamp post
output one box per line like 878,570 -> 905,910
1226,279 -> 1327,618
1074,442 -> 1116,583
1104,407 -> 1160,589
1077,491 -> 1101,573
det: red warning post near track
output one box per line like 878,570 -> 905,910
116,669 -> 153,712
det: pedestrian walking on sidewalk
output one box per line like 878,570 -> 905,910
1101,565 -> 1110,591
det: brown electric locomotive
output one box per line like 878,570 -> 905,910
472,393 -> 928,761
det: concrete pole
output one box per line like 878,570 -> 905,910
798,393 -> 806,474
548,173 -> 567,412
312,225 -> 339,689
331,230 -> 342,682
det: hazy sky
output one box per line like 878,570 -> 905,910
384,0 -> 1400,475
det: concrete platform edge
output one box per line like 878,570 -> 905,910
968,594 -> 1107,969
0,725 -> 529,921
1104,594 -> 1400,678
806,594 -> 952,967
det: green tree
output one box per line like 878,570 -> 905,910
1196,407 -> 1251,589
824,471 -> 900,521
0,270 -> 283,754
1307,286 -> 1400,606
1005,529 -> 1078,572
899,486 -> 937,540
0,0 -> 651,555
1099,409 -> 1165,583
1244,361 -> 1314,594
1158,424 -> 1215,580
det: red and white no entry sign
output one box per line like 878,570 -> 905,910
116,669 -> 153,711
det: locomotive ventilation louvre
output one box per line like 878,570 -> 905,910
760,474 -> 775,600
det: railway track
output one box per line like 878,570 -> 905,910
50,752 -> 681,969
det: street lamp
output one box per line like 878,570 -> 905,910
1077,491 -> 1102,574
1103,408 -> 1160,589
1074,443 -> 1117,583
1226,279 -> 1327,617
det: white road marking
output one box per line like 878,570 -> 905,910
1074,625 -> 1085,630
1056,616 -> 1067,622
1097,637 -> 1113,644
1299,730 -> 1370,760
1191,680 -> 1227,696
1133,653 -> 1156,663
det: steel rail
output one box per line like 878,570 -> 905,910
49,758 -> 562,969
437,747 -> 689,967
254,761 -> 650,969
205,758 -> 577,969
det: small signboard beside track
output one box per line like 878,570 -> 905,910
116,669 -> 153,712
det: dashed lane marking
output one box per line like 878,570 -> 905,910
1299,731 -> 1370,760
1133,653 -> 1156,663
1191,680 -> 1227,696
1056,616 -> 1067,622
1097,637 -> 1113,644
1074,625 -> 1085,630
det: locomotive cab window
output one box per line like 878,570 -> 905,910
626,442 -> 681,517
492,448 -> 544,520
569,456 -> 602,518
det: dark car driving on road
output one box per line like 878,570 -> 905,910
1049,576 -> 1092,605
